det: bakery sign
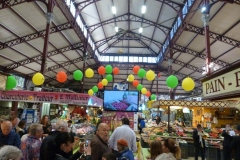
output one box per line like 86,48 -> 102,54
0,90 -> 90,105
202,66 -> 240,98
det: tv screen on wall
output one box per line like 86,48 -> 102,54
103,90 -> 139,112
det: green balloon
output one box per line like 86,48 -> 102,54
92,86 -> 99,93
166,75 -> 179,88
138,68 -> 146,78
151,94 -> 156,100
73,70 -> 83,81
106,74 -> 113,82
6,76 -> 17,90
137,84 -> 143,91
105,65 -> 113,74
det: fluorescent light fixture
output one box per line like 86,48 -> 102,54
115,26 -> 118,32
112,6 -> 116,14
141,5 -> 146,14
139,27 -> 143,33
170,106 -> 182,109
201,6 -> 206,13
183,107 -> 190,113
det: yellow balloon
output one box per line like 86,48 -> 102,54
141,87 -> 147,94
85,68 -> 94,78
102,79 -> 108,86
128,74 -> 134,82
146,70 -> 155,81
32,73 -> 45,86
88,89 -> 94,96
182,77 -> 195,91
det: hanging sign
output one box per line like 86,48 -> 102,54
201,62 -> 240,99
0,90 -> 90,105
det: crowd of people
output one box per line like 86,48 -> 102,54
1,114 -> 240,160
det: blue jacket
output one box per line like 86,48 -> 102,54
140,120 -> 145,128
0,130 -> 21,148
118,149 -> 134,160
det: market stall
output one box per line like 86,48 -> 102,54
137,99 -> 240,159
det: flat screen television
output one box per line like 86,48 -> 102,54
103,90 -> 139,112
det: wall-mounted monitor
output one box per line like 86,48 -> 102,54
103,90 -> 138,112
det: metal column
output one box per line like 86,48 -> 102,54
202,0 -> 211,75
41,0 -> 54,73
168,45 -> 174,132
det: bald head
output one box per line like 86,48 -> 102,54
97,123 -> 109,142
1,121 -> 12,135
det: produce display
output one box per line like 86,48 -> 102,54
74,124 -> 95,135
142,125 -> 224,143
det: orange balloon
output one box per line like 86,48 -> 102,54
97,82 -> 104,89
158,73 -> 161,77
113,67 -> 120,75
146,91 -> 151,97
133,66 -> 140,74
98,66 -> 106,75
132,80 -> 139,87
56,71 -> 67,83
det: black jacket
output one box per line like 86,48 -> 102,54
222,130 -> 233,147
40,131 -> 81,160
230,136 -> 240,160
192,129 -> 205,147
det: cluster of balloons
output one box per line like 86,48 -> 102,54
166,75 -> 195,91
88,65 -> 120,96
6,75 -> 17,90
126,66 -> 163,101
132,65 -> 156,81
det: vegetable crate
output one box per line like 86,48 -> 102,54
206,147 -> 219,160
187,144 -> 195,157
180,143 -> 188,159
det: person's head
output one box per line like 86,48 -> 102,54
102,153 -> 117,160
117,139 -> 128,152
29,123 -> 43,139
55,132 -> 74,153
163,138 -> 181,159
97,123 -> 109,142
55,120 -> 68,132
40,115 -> 50,125
9,115 -> 19,127
235,124 -> 240,134
150,140 -> 163,160
1,121 -> 12,136
122,118 -> 129,125
18,120 -> 26,129
0,145 -> 22,160
67,120 -> 72,127
197,124 -> 202,132
226,123 -> 231,129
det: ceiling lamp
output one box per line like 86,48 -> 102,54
141,5 -> 146,14
112,6 -> 116,14
139,27 -> 143,33
115,26 -> 118,32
